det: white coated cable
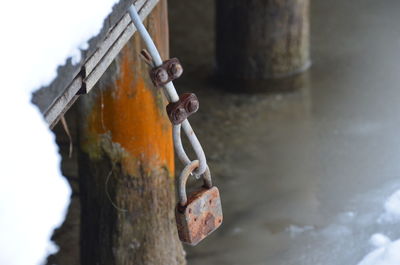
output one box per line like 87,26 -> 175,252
128,5 -> 207,176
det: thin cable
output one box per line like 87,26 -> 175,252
173,124 -> 191,165
128,5 -> 208,176
105,168 -> 128,212
60,115 -> 73,158
128,5 -> 179,102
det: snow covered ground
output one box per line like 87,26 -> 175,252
358,235 -> 400,265
279,187 -> 400,265
279,185 -> 400,265
0,0 -> 118,264
357,190 -> 400,265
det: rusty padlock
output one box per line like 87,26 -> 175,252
175,160 -> 223,246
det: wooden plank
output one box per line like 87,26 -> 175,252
84,0 -> 147,76
45,75 -> 82,128
83,0 -> 159,93
216,0 -> 310,80
32,0 -> 138,114
38,0 -> 159,128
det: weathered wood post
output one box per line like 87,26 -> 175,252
216,0 -> 310,80
77,1 -> 186,264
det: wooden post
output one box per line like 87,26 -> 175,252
77,1 -> 185,264
216,0 -> 310,80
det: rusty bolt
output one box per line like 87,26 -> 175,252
173,107 -> 187,124
169,62 -> 183,79
155,68 -> 168,84
150,58 -> 183,87
185,98 -> 199,114
180,93 -> 199,114
166,104 -> 187,125
166,93 -> 199,125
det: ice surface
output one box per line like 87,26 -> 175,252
0,0 -> 118,264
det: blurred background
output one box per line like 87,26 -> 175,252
168,0 -> 400,264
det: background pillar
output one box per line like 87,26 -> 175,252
216,0 -> 310,80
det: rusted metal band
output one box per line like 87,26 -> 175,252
167,93 -> 199,125
150,58 -> 183,87
178,160 -> 212,207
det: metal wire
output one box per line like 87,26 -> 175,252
128,5 -> 208,176
173,124 -> 191,165
173,122 -> 207,177
128,6 -> 179,102
177,160 -> 212,206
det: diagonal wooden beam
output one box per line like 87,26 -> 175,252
38,0 -> 159,128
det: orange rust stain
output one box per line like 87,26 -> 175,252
87,45 -> 174,174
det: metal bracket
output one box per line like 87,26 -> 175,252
166,93 -> 199,125
150,58 -> 183,87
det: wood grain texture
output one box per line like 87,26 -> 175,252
216,0 -> 310,80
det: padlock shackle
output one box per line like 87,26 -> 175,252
178,160 -> 212,207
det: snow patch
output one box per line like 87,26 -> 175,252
0,0 -> 119,93
0,0 -> 120,264
370,234 -> 391,248
357,190 -> 400,265
0,91 -> 71,265
357,236 -> 400,265
378,190 -> 400,224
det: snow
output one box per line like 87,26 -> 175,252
357,190 -> 400,265
0,0 -> 118,264
377,190 -> 400,224
357,236 -> 400,265
370,234 -> 391,248
0,0 -> 119,92
0,92 -> 70,265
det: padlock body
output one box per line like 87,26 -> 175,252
175,186 -> 223,246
